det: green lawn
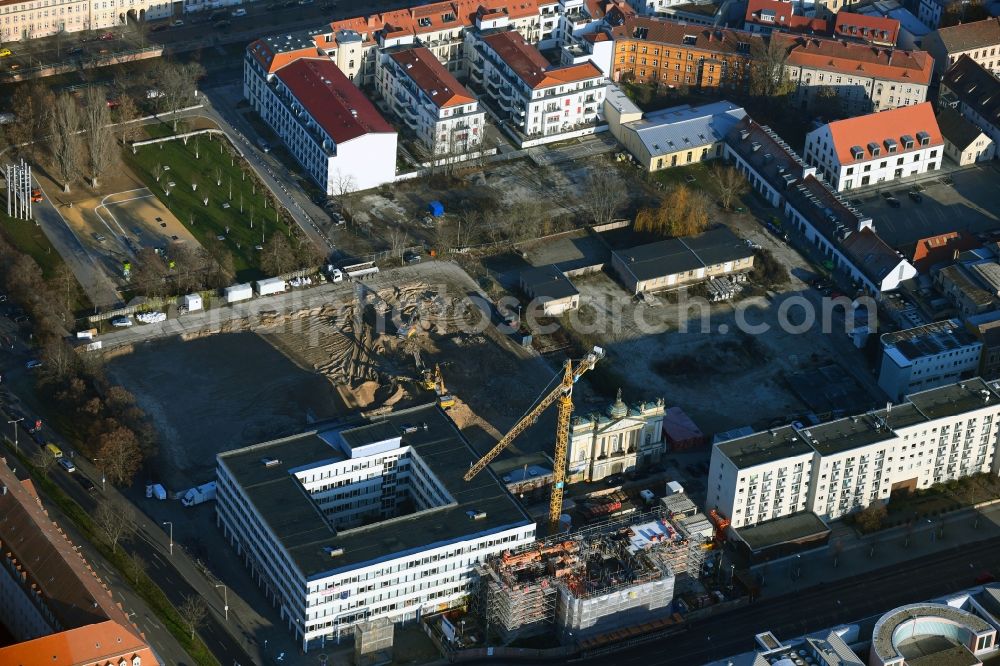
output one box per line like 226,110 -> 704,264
127,133 -> 295,281
0,214 -> 66,279
650,161 -> 714,193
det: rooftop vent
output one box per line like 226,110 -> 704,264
466,510 -> 487,520
261,457 -> 281,468
323,546 -> 345,557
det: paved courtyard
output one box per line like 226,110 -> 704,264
853,163 -> 1000,251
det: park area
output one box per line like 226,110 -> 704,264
125,130 -> 309,282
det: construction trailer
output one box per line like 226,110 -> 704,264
354,617 -> 393,666
477,508 -> 706,644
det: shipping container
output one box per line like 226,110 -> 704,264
224,283 -> 253,303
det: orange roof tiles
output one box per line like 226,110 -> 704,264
248,38 -> 321,74
0,620 -> 157,666
777,33 -> 933,85
389,47 -> 476,107
911,231 -> 977,271
481,30 -> 602,88
832,12 -> 900,45
824,101 -> 942,165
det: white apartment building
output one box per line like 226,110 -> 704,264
245,54 -> 397,193
377,46 -> 486,158
467,29 -> 606,142
879,319 -> 983,401
803,102 -> 943,192
708,378 -> 1000,528
216,404 -> 536,651
567,392 -> 666,482
0,0 -> 172,42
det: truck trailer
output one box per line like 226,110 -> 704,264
224,283 -> 253,304
255,277 -> 287,296
181,481 -> 217,507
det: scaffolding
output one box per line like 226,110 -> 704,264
478,508 -> 707,643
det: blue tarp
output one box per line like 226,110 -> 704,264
428,201 -> 444,217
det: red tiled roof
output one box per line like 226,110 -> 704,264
0,620 -> 157,666
482,30 -> 603,88
824,101 -> 942,165
832,12 -> 900,45
911,231 -> 977,271
777,33 -> 934,85
389,47 -> 476,108
745,0 -> 795,26
274,58 -> 395,143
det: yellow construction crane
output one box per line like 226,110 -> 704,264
463,346 -> 604,535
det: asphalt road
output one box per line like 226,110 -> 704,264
30,185 -> 122,308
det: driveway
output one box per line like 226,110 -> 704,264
31,181 -> 122,308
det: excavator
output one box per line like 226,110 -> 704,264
464,346 -> 605,535
432,364 -> 455,409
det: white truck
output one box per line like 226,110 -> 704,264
224,283 -> 253,304
181,481 -> 217,507
255,277 -> 287,296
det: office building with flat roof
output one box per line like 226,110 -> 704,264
215,403 -> 535,651
879,319 -> 983,401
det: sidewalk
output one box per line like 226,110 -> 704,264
750,502 -> 1000,598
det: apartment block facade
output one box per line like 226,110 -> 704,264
803,102 -> 943,192
467,29 -> 606,138
708,379 -> 1000,528
879,320 -> 983,401
608,17 -> 752,91
778,34 -> 933,115
0,0 -> 172,42
377,47 -> 486,157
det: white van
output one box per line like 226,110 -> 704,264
232,7 -> 247,16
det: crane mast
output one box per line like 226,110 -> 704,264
463,346 -> 604,535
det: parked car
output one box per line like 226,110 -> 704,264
908,191 -> 923,203
232,7 -> 247,16
0,48 -> 13,57
886,197 -> 902,208
257,138 -> 271,152
30,189 -> 43,202
75,475 -> 97,493
92,232 -> 107,242
213,20 -> 231,28
58,457 -> 76,473
605,474 -> 625,487
329,268 -> 344,283
171,19 -> 184,26
111,316 -> 133,327
330,212 -> 346,226
99,32 -> 115,40
880,191 -> 894,199
25,359 -> 42,369
403,251 -> 422,264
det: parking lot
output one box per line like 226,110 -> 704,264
854,164 -> 1000,250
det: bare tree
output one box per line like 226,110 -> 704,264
330,171 -> 357,215
82,88 -> 119,189
8,82 -> 54,159
261,233 -> 295,276
178,595 -> 208,640
126,551 -> 147,585
388,227 -> 409,263
32,449 -> 58,477
155,61 -> 205,131
97,426 -> 144,486
580,172 -> 627,226
711,164 -> 749,210
749,36 -> 795,99
94,500 -> 136,554
116,95 -> 142,146
40,339 -> 78,382
48,94 -> 82,193
48,263 -> 81,323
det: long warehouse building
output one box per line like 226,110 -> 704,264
708,378 -> 1000,529
215,403 -> 535,651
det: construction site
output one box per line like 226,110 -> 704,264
476,507 -> 710,644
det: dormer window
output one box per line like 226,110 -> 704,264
867,141 -> 881,157
917,131 -> 931,146
850,145 -> 864,160
884,138 -> 898,154
901,134 -> 914,149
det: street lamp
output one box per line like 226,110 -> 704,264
162,521 -> 173,556
7,417 -> 24,454
92,458 -> 105,491
215,584 -> 229,622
